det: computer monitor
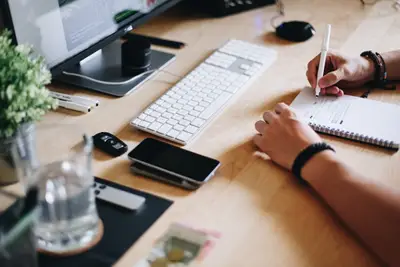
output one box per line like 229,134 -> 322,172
0,0 -> 181,96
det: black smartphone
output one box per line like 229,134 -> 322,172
130,161 -> 200,190
127,138 -> 220,186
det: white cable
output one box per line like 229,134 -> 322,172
62,69 -> 157,86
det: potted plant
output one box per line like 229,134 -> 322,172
0,30 -> 57,185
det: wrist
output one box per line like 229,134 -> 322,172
301,150 -> 340,184
360,56 -> 376,83
291,142 -> 336,184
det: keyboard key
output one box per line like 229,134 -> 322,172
185,125 -> 199,134
184,115 -> 195,122
177,110 -> 189,116
148,122 -> 162,131
170,93 -> 181,100
132,119 -> 142,126
199,92 -> 232,120
189,110 -> 200,117
161,102 -> 172,108
167,119 -> 178,126
157,117 -> 167,124
168,107 -> 178,114
139,121 -> 150,128
167,129 -> 180,138
179,119 -> 190,126
157,124 -> 172,135
194,106 -> 205,112
144,109 -> 153,115
183,95 -> 193,100
151,111 -> 161,118
155,106 -> 166,113
162,112 -> 173,119
173,103 -> 184,109
197,92 -> 207,98
199,101 -> 209,107
144,116 -> 156,123
188,101 -> 198,107
177,132 -> 192,142
172,114 -> 183,121
139,114 -> 147,120
191,118 -> 205,127
193,96 -> 202,102
204,97 -> 214,103
165,98 -> 177,104
227,86 -> 240,93
183,105 -> 193,111
178,99 -> 188,105
213,90 -> 222,97
174,124 -> 185,131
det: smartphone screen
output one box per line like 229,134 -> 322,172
128,138 -> 220,183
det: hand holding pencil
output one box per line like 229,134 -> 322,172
306,25 -> 376,97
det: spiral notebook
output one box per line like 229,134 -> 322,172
290,87 -> 400,150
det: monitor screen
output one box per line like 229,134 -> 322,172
4,0 -> 168,69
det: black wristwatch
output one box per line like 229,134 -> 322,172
291,142 -> 336,184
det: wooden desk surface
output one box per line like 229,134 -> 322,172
36,0 -> 400,266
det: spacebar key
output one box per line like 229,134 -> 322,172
199,92 -> 232,120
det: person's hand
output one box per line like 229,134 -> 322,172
306,51 -> 375,96
253,103 -> 322,170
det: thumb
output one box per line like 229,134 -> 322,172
319,69 -> 345,88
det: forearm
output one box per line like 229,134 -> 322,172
381,50 -> 400,81
301,151 -> 400,266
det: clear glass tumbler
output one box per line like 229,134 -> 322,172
17,123 -> 101,255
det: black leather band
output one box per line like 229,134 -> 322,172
292,142 -> 335,184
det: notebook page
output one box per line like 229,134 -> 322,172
291,87 -> 400,143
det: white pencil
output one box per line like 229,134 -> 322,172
50,91 -> 99,107
57,99 -> 91,113
315,24 -> 331,97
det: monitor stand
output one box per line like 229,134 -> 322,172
54,40 -> 176,97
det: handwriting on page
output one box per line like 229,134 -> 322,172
304,98 -> 351,125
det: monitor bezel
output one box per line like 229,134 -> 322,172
0,0 -> 182,76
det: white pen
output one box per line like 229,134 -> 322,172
56,99 -> 92,113
50,91 -> 99,107
315,24 -> 332,97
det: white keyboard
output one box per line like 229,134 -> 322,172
130,39 -> 277,145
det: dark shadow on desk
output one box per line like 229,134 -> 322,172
263,31 -> 299,46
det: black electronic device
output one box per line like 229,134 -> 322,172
0,0 -> 182,96
121,37 -> 152,76
93,132 -> 128,157
130,161 -> 200,190
127,138 -> 220,185
193,0 -> 276,17
275,20 -> 315,42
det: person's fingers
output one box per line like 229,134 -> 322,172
255,120 -> 268,134
274,102 -> 294,117
306,54 -> 321,88
318,68 -> 345,88
320,86 -> 345,96
263,111 -> 278,124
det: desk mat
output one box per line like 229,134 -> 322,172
38,177 -> 173,267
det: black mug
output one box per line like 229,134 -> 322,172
121,37 -> 151,76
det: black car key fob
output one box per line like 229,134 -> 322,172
92,132 -> 128,157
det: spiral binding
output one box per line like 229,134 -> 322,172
309,122 -> 399,150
